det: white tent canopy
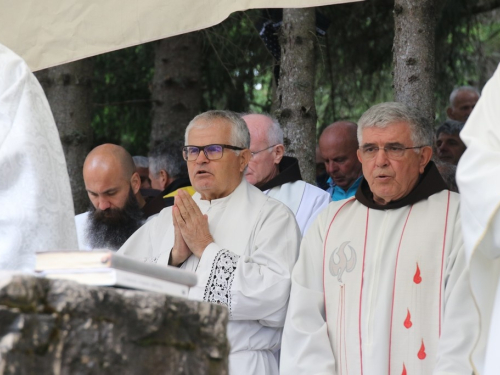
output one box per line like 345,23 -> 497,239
0,0 -> 360,72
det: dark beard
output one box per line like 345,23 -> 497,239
86,188 -> 144,250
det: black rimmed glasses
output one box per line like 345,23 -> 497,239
359,145 -> 428,159
250,144 -> 277,157
182,144 -> 244,161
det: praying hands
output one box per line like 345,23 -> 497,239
170,189 -> 214,266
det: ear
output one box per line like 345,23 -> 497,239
418,146 -> 433,174
159,169 -> 169,190
239,149 -> 251,172
357,149 -> 363,163
273,144 -> 285,165
446,107 -> 453,119
130,172 -> 141,194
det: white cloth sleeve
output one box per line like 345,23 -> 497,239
299,184 -> 331,236
434,214 -> 479,375
280,209 -> 337,375
192,206 -> 301,327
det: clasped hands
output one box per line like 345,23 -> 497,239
170,189 -> 214,267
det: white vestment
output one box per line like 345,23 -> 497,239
264,180 -> 330,236
456,63 -> 500,375
0,43 -> 77,270
118,179 -> 301,375
74,212 -> 92,250
281,191 -> 477,375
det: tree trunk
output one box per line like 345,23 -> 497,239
35,59 -> 94,215
276,8 -> 317,184
393,0 -> 443,123
150,33 -> 202,147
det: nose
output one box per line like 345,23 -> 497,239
195,149 -> 209,163
97,197 -> 111,211
325,161 -> 338,176
375,148 -> 389,167
437,143 -> 448,155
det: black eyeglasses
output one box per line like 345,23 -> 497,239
182,144 -> 244,161
359,145 -> 428,159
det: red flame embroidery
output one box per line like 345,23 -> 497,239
401,363 -> 407,375
417,339 -> 426,360
413,263 -> 422,284
404,309 -> 412,329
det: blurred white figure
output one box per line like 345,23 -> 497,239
0,43 -> 77,270
457,64 -> 500,375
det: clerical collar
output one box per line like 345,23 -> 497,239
355,161 -> 448,210
258,156 -> 302,191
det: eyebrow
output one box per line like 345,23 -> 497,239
86,188 -> 119,195
361,142 -> 405,148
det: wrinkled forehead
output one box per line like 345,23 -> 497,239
453,91 -> 479,106
361,122 -> 412,144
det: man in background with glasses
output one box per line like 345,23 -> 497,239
119,110 -> 301,375
281,102 -> 477,375
243,113 -> 330,235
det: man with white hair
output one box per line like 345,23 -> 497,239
119,110 -> 300,375
142,140 -> 194,218
446,86 -> 480,122
243,113 -> 330,235
281,102 -> 477,374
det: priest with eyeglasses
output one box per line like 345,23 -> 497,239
119,110 -> 301,375
280,102 -> 478,375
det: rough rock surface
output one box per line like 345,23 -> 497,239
0,273 -> 229,375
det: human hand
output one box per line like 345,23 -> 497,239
171,206 -> 193,266
172,189 -> 214,258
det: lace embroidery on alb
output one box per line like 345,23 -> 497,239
204,250 -> 239,316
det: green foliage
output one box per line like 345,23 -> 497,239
92,44 -> 154,156
90,1 -> 500,151
200,10 -> 275,113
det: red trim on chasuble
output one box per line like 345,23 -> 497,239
358,208 -> 369,375
438,191 -> 451,335
388,206 -> 414,375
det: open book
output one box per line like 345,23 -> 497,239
36,250 -> 197,297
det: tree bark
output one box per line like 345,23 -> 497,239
35,59 -> 94,215
276,8 -> 317,184
393,0 -> 442,123
150,33 -> 202,147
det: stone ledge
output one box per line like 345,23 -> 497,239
0,273 -> 228,375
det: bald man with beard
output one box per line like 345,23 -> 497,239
74,144 -> 146,250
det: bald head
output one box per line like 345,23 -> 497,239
447,87 -> 479,122
84,144 -> 136,180
83,144 -> 144,211
319,121 -> 362,190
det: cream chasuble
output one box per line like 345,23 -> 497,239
456,63 -> 500,375
281,189 -> 477,375
119,179 -> 301,375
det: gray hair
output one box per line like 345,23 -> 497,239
148,140 -> 187,179
357,102 -> 434,147
132,155 -> 149,169
241,112 -> 284,145
185,110 -> 250,150
449,86 -> 480,106
436,119 -> 465,138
